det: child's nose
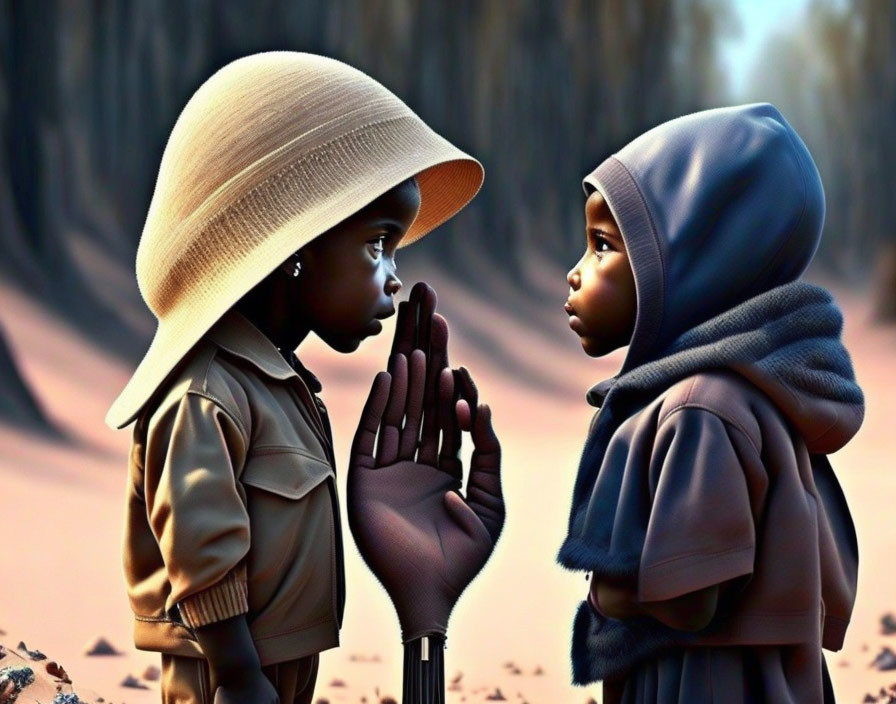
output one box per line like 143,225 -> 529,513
385,273 -> 402,296
567,267 -> 581,290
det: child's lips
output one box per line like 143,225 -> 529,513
565,301 -> 584,332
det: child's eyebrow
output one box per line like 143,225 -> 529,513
368,219 -> 405,234
590,226 -> 622,243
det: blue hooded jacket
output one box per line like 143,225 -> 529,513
557,104 -> 864,686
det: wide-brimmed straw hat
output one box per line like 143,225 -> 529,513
105,51 -> 483,430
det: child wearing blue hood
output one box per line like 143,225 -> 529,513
558,103 -> 864,703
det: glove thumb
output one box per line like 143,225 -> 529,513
443,491 -> 491,544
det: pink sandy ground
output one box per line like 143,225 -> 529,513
1,267 -> 894,704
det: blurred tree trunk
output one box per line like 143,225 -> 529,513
857,0 -> 896,319
749,0 -> 896,318
0,322 -> 64,439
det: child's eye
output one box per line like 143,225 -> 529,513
591,234 -> 612,258
369,236 -> 385,257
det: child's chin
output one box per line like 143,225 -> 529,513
580,336 -> 609,358
324,335 -> 363,354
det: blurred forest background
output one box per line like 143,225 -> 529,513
0,0 -> 894,437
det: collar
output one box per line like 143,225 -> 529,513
205,309 -> 322,393
586,376 -> 618,408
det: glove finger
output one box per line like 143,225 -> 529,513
350,371 -> 392,470
398,349 -> 426,460
466,403 -> 504,543
455,366 -> 479,424
391,300 -> 414,358
438,368 -> 462,481
443,490 -> 491,545
420,313 -> 450,459
413,282 -> 437,352
376,353 -> 407,467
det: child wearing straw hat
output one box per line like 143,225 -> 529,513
106,52 -> 503,704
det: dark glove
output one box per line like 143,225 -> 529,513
348,283 -> 504,641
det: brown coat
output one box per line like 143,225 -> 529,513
123,309 -> 345,665
568,368 -> 859,701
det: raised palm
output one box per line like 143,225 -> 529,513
348,283 -> 504,641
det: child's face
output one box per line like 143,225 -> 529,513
297,178 -> 420,352
565,189 -> 637,357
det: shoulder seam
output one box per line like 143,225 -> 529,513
659,403 -> 762,457
185,388 -> 250,449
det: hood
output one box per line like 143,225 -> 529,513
582,104 -> 862,453
584,103 -> 825,372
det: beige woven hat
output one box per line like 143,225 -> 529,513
105,51 -> 483,430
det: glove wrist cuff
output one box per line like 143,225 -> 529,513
402,634 -> 446,702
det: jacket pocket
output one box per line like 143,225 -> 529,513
238,448 -> 337,639
241,446 -> 333,499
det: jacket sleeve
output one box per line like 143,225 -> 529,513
143,390 -> 251,628
637,406 -> 759,603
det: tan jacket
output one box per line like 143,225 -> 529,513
122,309 -> 345,665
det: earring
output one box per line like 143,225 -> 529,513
281,251 -> 302,278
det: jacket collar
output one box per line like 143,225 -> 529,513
205,309 -> 322,392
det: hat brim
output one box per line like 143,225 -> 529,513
106,144 -> 482,430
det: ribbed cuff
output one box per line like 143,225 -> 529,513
177,572 -> 249,628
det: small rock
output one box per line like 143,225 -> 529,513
85,637 -> 121,656
15,642 -> 46,661
52,694 -> 82,704
328,678 -> 346,687
120,673 -> 149,689
142,665 -> 161,681
485,689 -> 507,701
46,661 -> 72,684
347,653 -> 381,663
883,613 -> 896,635
872,647 -> 896,671
0,666 -> 35,700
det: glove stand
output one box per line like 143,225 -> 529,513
402,634 -> 446,703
